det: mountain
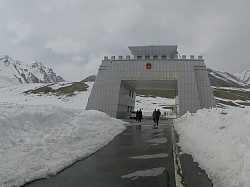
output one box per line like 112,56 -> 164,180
82,75 -> 96,82
207,68 -> 249,88
0,55 -> 64,86
234,69 -> 250,85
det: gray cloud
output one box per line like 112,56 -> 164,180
45,38 -> 86,55
7,21 -> 33,44
1,0 -> 250,81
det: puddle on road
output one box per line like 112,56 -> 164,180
122,133 -> 131,136
121,167 -> 165,180
130,153 -> 168,159
146,137 -> 167,145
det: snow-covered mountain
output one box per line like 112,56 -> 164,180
208,68 -> 249,88
0,55 -> 64,87
234,69 -> 250,85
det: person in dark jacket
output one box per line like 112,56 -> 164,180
138,109 -> 143,122
155,109 -> 161,127
152,109 -> 157,124
136,110 -> 139,121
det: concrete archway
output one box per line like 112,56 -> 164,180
86,46 -> 215,118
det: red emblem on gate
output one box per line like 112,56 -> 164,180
146,63 -> 151,69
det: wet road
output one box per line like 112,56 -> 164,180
24,119 -> 175,187
23,119 -> 213,187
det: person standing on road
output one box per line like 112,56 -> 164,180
152,109 -> 157,125
138,109 -> 143,122
136,110 -> 139,121
155,109 -> 161,127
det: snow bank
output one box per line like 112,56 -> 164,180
0,104 -> 126,187
174,108 -> 250,187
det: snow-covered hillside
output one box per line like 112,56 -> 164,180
0,55 -> 64,87
234,68 -> 250,85
208,68 -> 246,87
0,82 -> 93,109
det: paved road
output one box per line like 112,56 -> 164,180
23,118 -> 213,187
24,119 -> 176,187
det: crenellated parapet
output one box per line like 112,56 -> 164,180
104,46 -> 203,61
103,54 -> 203,61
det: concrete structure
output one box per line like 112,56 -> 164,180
86,46 -> 216,118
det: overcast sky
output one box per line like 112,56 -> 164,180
1,0 -> 250,81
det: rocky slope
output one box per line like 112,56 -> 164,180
0,55 -> 64,86
208,69 -> 250,88
234,69 -> 250,85
208,68 -> 249,88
